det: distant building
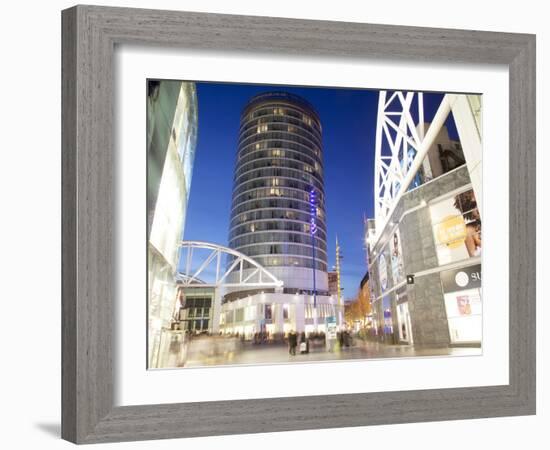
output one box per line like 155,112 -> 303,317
328,271 -> 338,296
147,80 -> 198,368
343,273 -> 372,331
175,285 -> 215,333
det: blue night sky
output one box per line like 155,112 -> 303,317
182,82 -> 457,299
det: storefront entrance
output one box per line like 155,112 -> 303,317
440,264 -> 482,345
396,301 -> 414,344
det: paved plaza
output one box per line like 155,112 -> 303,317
182,338 -> 481,368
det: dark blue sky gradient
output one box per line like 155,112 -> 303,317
182,82 -> 458,299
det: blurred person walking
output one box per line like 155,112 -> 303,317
288,330 -> 298,356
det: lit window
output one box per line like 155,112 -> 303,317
283,304 -> 289,320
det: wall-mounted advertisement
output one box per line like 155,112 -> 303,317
379,253 -> 388,292
382,295 -> 393,335
430,188 -> 482,265
390,228 -> 405,284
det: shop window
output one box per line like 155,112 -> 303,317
283,305 -> 289,320
440,265 -> 482,344
235,308 -> 244,322
265,304 -> 273,320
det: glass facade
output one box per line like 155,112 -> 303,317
228,92 -> 328,273
179,296 -> 212,332
147,81 -> 198,368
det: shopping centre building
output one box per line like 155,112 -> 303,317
367,93 -> 482,347
147,80 -> 198,367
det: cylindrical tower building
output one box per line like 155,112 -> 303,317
228,92 -> 328,295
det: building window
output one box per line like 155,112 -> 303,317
235,308 -> 244,322
283,304 -> 289,320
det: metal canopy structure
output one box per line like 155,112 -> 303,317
176,241 -> 284,289
373,90 -> 482,242
373,91 -> 453,232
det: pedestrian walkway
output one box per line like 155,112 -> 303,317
183,338 -> 480,368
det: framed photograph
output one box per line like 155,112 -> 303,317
62,5 -> 536,444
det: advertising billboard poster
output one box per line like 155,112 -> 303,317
382,295 -> 393,334
325,316 -> 337,340
430,188 -> 482,265
456,296 -> 472,315
379,254 -> 388,292
390,228 -> 405,284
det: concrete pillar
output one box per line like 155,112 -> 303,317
294,299 -> 305,333
211,287 -> 222,333
275,303 -> 284,334
450,94 -> 483,217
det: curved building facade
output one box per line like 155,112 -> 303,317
228,92 -> 329,294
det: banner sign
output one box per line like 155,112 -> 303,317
440,264 -> 481,293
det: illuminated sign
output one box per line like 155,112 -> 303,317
440,264 -> 481,293
309,188 -> 317,235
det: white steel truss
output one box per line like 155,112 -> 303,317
176,241 -> 283,289
373,91 -> 453,232
374,91 -> 424,226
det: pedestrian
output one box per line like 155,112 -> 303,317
338,331 -> 344,349
288,330 -> 297,355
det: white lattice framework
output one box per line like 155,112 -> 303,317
374,91 -> 424,226
176,241 -> 283,289
374,91 -> 453,232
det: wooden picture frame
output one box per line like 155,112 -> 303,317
61,5 -> 536,444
